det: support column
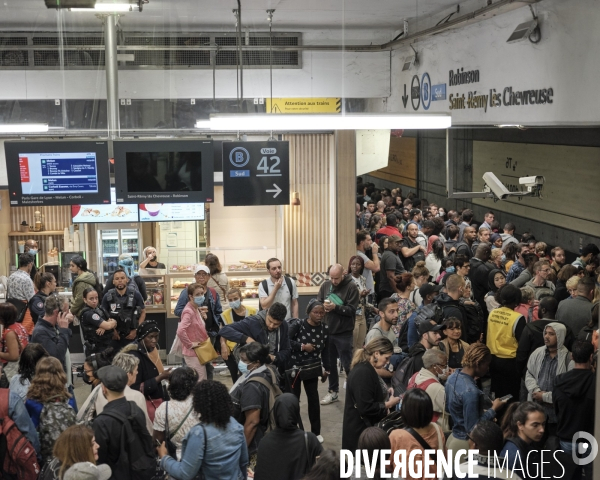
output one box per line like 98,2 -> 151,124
334,130 -> 357,266
104,14 -> 120,139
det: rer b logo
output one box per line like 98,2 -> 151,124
229,147 -> 250,168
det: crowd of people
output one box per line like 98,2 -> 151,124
0,183 -> 598,480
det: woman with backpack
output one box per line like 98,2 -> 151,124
40,424 -> 109,480
389,389 -> 446,480
390,273 -> 418,337
288,299 -> 330,444
158,380 -> 248,480
29,272 -> 57,325
0,303 -> 29,384
152,366 -> 199,462
25,357 -> 76,462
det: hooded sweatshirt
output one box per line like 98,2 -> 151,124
317,275 -> 359,335
484,268 -> 504,312
434,292 -> 464,323
254,393 -> 323,480
553,367 -> 596,440
70,271 -> 98,317
525,322 -> 572,407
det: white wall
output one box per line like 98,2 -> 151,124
388,0 -> 600,125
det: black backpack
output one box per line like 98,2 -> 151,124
259,277 -> 294,311
391,355 -> 419,397
99,402 -> 156,480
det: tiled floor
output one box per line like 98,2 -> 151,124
73,365 -> 345,453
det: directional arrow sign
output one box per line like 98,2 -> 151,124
402,84 -> 409,108
266,184 -> 282,198
223,141 -> 290,206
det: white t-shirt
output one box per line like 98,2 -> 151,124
153,396 -> 198,460
258,276 -> 298,319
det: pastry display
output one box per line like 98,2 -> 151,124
171,265 -> 194,272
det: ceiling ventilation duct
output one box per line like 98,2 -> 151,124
45,0 -> 95,8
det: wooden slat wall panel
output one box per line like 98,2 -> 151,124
10,205 -> 71,232
283,134 -> 335,275
9,205 -> 72,268
335,131 -> 357,268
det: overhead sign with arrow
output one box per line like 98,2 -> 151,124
402,84 -> 409,108
222,141 -> 290,207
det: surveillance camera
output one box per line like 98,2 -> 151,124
519,175 -> 545,192
482,172 -> 511,200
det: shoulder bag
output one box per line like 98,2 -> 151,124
165,402 -> 194,459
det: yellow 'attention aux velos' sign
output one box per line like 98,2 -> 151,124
266,98 -> 342,114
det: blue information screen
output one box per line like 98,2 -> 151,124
19,152 -> 99,195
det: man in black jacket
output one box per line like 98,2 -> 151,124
93,365 -> 154,480
317,264 -> 359,405
469,243 -> 494,315
31,294 -> 71,374
219,303 -> 291,371
435,274 -> 466,323
553,340 -> 596,479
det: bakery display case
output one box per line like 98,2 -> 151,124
139,272 -> 166,313
164,247 -> 279,318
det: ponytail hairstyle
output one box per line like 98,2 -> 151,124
394,273 -> 414,293
412,261 -> 429,279
34,272 -> 55,292
501,401 -> 546,439
351,337 -> 393,370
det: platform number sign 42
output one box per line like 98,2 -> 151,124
223,141 -> 290,206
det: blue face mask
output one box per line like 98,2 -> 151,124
238,360 -> 249,374
28,249 -> 38,256
230,299 -> 241,309
446,266 -> 455,274
194,296 -> 205,306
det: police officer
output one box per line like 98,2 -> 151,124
80,286 -> 117,356
29,272 -> 57,325
101,269 -> 146,350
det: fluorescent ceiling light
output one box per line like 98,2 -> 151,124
196,114 -> 451,131
71,3 -> 138,11
0,124 -> 49,133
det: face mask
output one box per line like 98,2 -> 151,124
501,254 -> 506,262
238,360 -> 249,374
194,296 -> 205,306
82,373 -> 94,385
28,249 -> 38,256
230,299 -> 241,309
446,266 -> 455,274
438,367 -> 449,382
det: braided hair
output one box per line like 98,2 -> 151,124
461,343 -> 492,369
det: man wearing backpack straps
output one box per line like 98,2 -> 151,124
258,258 -> 298,319
93,365 -> 155,480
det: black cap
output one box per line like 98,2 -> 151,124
418,321 -> 446,336
97,365 -> 128,392
419,283 -> 443,298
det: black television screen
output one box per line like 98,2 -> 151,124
5,140 -> 111,206
113,140 -> 214,204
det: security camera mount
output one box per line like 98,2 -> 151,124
446,129 -> 545,201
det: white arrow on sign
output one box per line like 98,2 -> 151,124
266,184 -> 282,198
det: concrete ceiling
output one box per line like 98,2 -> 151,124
0,0 -> 470,33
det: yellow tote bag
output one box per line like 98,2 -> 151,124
193,338 -> 219,365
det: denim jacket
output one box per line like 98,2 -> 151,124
160,418 -> 248,480
445,369 -> 495,440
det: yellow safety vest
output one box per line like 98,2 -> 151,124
220,305 -> 258,351
486,307 -> 522,359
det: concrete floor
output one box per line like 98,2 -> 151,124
72,364 -> 345,453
